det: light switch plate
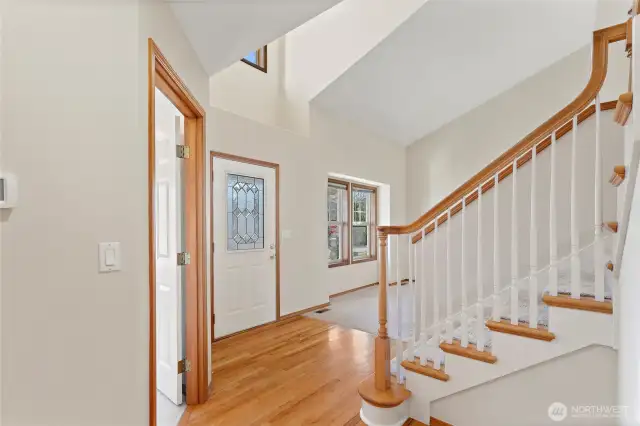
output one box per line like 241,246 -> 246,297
99,242 -> 121,273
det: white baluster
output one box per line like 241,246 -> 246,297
476,184 -> 485,352
460,199 -> 469,347
396,235 -> 403,383
570,115 -> 581,299
419,231 -> 428,365
445,210 -> 454,343
510,160 -> 519,325
530,146 -> 539,328
594,95 -> 605,302
549,131 -> 558,297
492,174 -> 501,321
432,221 -> 441,367
409,233 -> 417,360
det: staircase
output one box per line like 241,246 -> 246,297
358,20 -> 635,426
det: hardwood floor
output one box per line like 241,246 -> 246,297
185,316 -> 376,426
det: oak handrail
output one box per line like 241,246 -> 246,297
380,22 -> 627,236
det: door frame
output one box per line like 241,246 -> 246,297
210,151 -> 281,341
148,39 -> 208,426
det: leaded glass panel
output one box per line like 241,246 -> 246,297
227,174 -> 264,251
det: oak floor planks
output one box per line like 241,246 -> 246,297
186,317 -> 375,426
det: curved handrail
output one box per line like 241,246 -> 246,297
380,21 -> 628,236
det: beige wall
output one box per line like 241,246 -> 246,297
1,0 -> 147,424
432,345 -> 618,426
406,43 -> 629,220
0,0 -> 406,424
209,38 -> 308,135
285,0 -> 426,101
209,105 -> 407,301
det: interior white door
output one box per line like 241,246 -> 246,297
213,157 -> 277,338
155,88 -> 184,405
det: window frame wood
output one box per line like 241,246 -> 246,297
241,45 -> 268,73
350,183 -> 378,265
327,179 -> 378,268
328,178 -> 350,268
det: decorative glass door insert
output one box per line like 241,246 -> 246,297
227,174 -> 264,251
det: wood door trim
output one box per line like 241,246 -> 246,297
380,22 -> 627,236
210,151 -> 281,342
149,38 -> 208,426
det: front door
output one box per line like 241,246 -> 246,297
213,157 -> 277,338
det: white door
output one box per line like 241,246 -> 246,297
213,158 -> 277,338
155,88 -> 184,405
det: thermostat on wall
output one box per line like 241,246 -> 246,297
0,172 -> 18,209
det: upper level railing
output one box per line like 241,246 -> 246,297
358,21 -> 630,408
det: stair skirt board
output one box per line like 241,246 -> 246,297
402,306 -> 615,425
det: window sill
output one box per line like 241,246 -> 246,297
329,261 -> 350,269
351,257 -> 377,265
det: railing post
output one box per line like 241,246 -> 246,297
510,160 -> 519,325
395,235 -> 404,384
409,233 -> 417,360
570,114 -> 581,299
529,145 -> 539,327
549,131 -> 558,297
419,229 -> 428,365
431,221 -> 440,367
476,184 -> 485,351
492,174 -> 501,321
445,210 -> 454,343
460,199 -> 469,347
594,94 -> 605,302
375,229 -> 391,391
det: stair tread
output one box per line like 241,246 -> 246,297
441,340 -> 497,364
486,319 -> 556,341
542,293 -> 613,314
401,357 -> 450,382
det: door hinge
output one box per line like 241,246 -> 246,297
176,145 -> 191,159
177,252 -> 191,266
213,313 -> 215,324
178,358 -> 192,374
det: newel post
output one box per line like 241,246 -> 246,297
375,229 -> 391,391
358,227 -> 410,425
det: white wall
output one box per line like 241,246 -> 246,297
209,28 -> 409,299
432,345 -> 618,426
618,155 -> 640,426
0,0 -> 147,424
285,0 -> 426,102
209,38 -> 308,135
406,44 -> 629,220
209,105 -> 407,304
617,16 -> 640,425
0,1 -> 407,424
209,0 -> 431,138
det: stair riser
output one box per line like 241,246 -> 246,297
404,306 -> 614,422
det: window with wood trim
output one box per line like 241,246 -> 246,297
242,46 -> 268,73
327,179 -> 377,267
351,185 -> 377,262
328,180 -> 349,267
